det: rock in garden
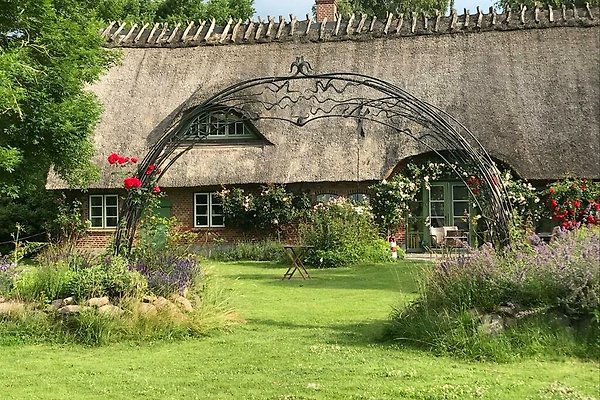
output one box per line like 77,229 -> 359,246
98,304 -> 124,317
50,299 -> 63,309
170,294 -> 194,313
137,302 -> 157,317
480,313 -> 504,336
63,297 -> 75,305
0,301 -> 25,316
57,305 -> 81,316
87,296 -> 110,307
142,295 -> 156,303
153,297 -> 185,320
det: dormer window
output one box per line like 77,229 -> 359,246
181,109 -> 267,143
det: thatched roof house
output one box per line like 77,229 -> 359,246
49,3 -> 600,249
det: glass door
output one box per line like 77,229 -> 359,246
423,182 -> 471,247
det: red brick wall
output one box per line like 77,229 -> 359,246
315,0 -> 337,22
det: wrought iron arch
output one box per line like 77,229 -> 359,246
114,57 -> 513,255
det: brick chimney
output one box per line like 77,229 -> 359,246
315,0 -> 337,22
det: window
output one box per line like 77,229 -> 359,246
89,195 -> 119,228
194,193 -> 224,228
348,193 -> 369,204
184,111 -> 257,141
316,193 -> 339,203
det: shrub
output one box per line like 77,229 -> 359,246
12,263 -> 75,302
387,226 -> 600,360
299,198 -> 396,268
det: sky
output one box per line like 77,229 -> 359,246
254,0 -> 495,19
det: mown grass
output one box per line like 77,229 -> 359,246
0,261 -> 598,400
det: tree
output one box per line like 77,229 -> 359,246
89,0 -> 255,24
496,0 -> 599,12
0,0 -> 119,198
336,0 -> 449,17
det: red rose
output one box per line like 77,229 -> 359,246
549,187 -> 556,194
123,176 -> 142,189
550,199 -> 558,208
152,185 -> 161,194
118,156 -> 129,165
573,200 -> 581,209
595,203 -> 600,211
130,157 -> 138,164
145,164 -> 156,175
587,215 -> 595,224
107,153 -> 120,165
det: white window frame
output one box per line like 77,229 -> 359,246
89,194 -> 119,229
194,192 -> 225,228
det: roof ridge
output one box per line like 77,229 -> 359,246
102,4 -> 599,48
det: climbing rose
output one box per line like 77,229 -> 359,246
152,186 -> 161,194
145,164 -> 156,175
117,156 -> 129,165
123,177 -> 142,189
130,157 -> 138,164
550,199 -> 558,208
107,153 -> 120,165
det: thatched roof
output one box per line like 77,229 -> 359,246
46,6 -> 600,189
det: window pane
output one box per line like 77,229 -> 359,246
196,194 -> 209,205
210,193 -> 222,205
453,185 -> 469,201
349,193 -> 368,203
211,216 -> 224,226
106,207 -> 118,217
91,207 -> 103,217
90,196 -> 103,207
430,186 -> 444,201
453,201 -> 469,218
196,205 -> 208,215
430,217 -> 445,228
196,216 -> 209,226
105,217 -> 118,227
212,204 -> 223,215
105,196 -> 118,206
430,202 -> 444,216
91,217 -> 103,228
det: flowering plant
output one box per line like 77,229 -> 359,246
106,153 -> 162,208
545,176 -> 600,230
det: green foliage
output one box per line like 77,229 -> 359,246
545,176 -> 600,230
0,0 -> 118,197
208,241 -> 285,262
220,185 -> 311,234
89,0 -> 255,24
496,0 -> 599,12
387,227 -> 600,360
12,263 -> 75,302
337,0 -> 449,17
370,174 -> 420,234
299,198 -> 396,268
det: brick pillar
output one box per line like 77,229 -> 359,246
315,0 -> 337,22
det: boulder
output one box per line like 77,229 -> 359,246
137,302 -> 157,317
153,297 -> 185,320
57,305 -> 81,316
98,304 -> 124,317
0,301 -> 25,316
480,313 -> 504,336
142,295 -> 156,304
171,294 -> 194,313
50,299 -> 64,309
63,297 -> 75,305
87,296 -> 110,308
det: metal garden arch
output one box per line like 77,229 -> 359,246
114,57 -> 513,255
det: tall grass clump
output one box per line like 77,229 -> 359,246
299,198 -> 400,268
387,226 -> 600,361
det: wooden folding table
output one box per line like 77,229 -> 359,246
282,245 -> 313,280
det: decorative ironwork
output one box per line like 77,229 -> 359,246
114,57 -> 513,255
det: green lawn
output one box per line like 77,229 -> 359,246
0,261 -> 598,400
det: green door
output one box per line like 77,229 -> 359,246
423,182 -> 472,248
